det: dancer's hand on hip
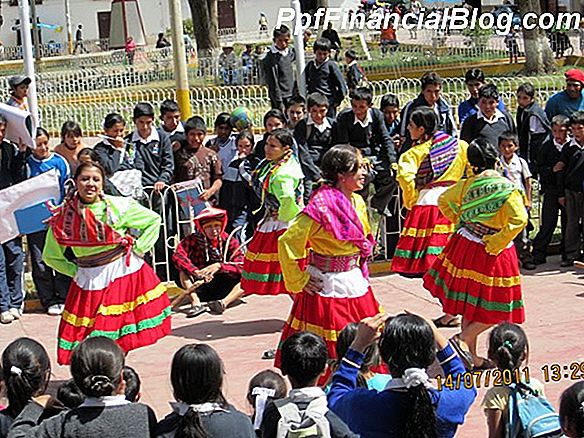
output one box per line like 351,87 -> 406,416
304,274 -> 323,295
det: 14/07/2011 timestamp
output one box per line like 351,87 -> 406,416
541,363 -> 584,383
436,368 -> 530,390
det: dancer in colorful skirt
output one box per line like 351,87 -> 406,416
423,139 -> 528,370
392,107 -> 468,277
43,162 -> 172,365
276,145 -> 382,367
241,128 -> 303,296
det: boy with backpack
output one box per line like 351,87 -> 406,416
260,332 -> 357,438
344,49 -> 368,94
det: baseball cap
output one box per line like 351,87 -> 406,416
8,75 -> 32,89
565,69 -> 584,84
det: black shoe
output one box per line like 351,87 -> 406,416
533,258 -> 546,265
522,261 -> 536,270
560,259 -> 575,267
207,300 -> 225,315
186,304 -> 208,318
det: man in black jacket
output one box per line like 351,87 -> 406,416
263,25 -> 296,112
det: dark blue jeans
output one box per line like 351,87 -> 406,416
0,238 -> 24,312
27,230 -> 71,309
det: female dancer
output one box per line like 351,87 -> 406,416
43,162 -> 172,365
241,128 -> 303,296
276,144 -> 381,366
391,107 -> 468,278
423,139 -> 528,370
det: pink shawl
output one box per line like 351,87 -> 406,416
303,184 -> 375,278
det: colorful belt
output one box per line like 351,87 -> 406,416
309,252 -> 360,273
77,245 -> 126,268
462,222 -> 498,239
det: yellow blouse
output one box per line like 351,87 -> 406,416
396,138 -> 469,210
438,177 -> 529,256
278,193 -> 370,293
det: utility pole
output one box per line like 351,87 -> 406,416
64,0 -> 73,54
17,0 -> 39,127
291,0 -> 305,95
168,0 -> 191,119
30,0 -> 42,61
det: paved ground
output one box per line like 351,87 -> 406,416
1,254 -> 582,436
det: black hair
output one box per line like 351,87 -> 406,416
350,87 -> 373,104
321,144 -> 361,184
552,114 -> 570,128
285,95 -> 306,109
280,332 -> 328,387
160,99 -> 180,116
74,161 -> 106,183
409,107 -> 438,137
60,121 -> 83,143
517,82 -> 535,99
307,92 -> 329,109
78,147 -> 99,163
214,112 -> 232,128
380,93 -> 399,110
184,116 -> 207,134
488,323 -> 528,372
273,25 -> 290,39
378,314 -> 437,438
246,369 -> 287,424
268,128 -> 294,150
133,102 -> 155,120
420,71 -> 442,90
36,127 -> 49,139
263,109 -> 287,128
345,49 -> 358,60
467,138 -> 499,173
123,365 -> 141,402
103,113 -> 126,129
313,37 -> 332,52
235,130 -> 255,148
478,83 -> 500,100
57,379 -> 86,409
0,114 -> 6,126
498,131 -> 519,147
171,344 -> 227,438
1,338 -> 51,417
70,337 -> 125,398
570,110 -> 584,126
559,382 -> 584,437
464,68 -> 485,83
335,323 -> 380,388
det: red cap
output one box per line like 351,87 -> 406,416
565,68 -> 584,84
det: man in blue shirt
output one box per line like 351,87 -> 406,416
458,68 -> 506,125
545,68 -> 584,119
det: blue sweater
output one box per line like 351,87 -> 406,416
545,90 -> 584,119
26,153 -> 70,200
328,344 -> 477,438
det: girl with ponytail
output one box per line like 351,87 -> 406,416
560,382 -> 584,437
156,344 -> 255,438
328,312 -> 477,438
8,337 -> 157,437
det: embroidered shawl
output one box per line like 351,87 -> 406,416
415,131 -> 459,189
459,171 -> 516,225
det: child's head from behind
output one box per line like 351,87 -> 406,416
78,147 -> 99,165
570,111 -> 584,143
71,336 -> 125,398
184,116 -> 207,149
123,366 -> 141,402
350,87 -> 373,121
1,337 -> 51,417
33,127 -> 51,160
560,381 -> 584,438
307,92 -> 329,126
516,83 -> 535,109
380,94 -> 400,125
498,131 -> 519,161
57,379 -> 86,409
133,102 -> 155,139
336,323 -> 380,388
408,107 -> 437,143
551,114 -> 570,144
246,370 -> 287,428
487,322 -> 528,371
286,96 -> 306,128
280,332 -> 328,388
160,100 -> 181,132
213,112 -> 233,141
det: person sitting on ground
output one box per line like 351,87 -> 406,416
172,206 -> 244,318
260,332 -> 358,438
246,369 -> 287,432
328,313 -> 477,438
559,381 -> 584,438
8,337 -> 157,437
156,344 -> 256,438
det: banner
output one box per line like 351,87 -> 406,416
0,103 -> 36,147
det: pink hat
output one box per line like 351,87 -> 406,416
193,206 -> 227,235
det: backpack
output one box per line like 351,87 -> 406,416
274,396 -> 332,438
506,382 -> 563,438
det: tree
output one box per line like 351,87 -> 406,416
187,0 -> 219,57
517,0 -> 556,74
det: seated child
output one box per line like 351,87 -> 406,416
260,332 -> 358,438
246,370 -> 287,431
172,207 -> 244,318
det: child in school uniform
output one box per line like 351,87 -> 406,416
499,131 -> 535,270
285,95 -> 306,130
532,115 -> 570,265
159,99 -> 185,152
304,38 -> 348,118
380,93 -> 401,152
515,83 -> 551,170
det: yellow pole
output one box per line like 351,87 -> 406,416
168,0 -> 192,119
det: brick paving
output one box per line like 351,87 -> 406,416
1,254 -> 582,436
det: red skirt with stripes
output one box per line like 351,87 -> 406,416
423,231 -> 525,325
57,254 -> 171,365
391,205 -> 453,276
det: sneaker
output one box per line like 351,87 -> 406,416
47,304 -> 64,316
0,311 -> 14,324
9,308 -> 21,319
